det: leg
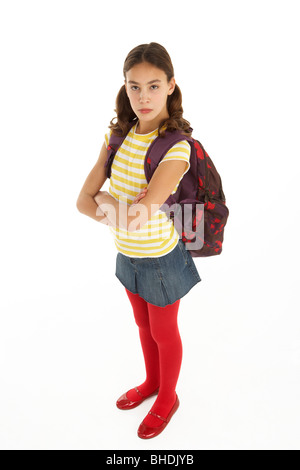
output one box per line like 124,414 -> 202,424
144,298 -> 182,427
124,288 -> 160,400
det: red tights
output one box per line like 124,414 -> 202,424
125,288 -> 182,428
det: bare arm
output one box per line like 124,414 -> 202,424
94,159 -> 188,231
76,141 -> 112,225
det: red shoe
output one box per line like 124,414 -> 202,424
116,387 -> 159,410
137,395 -> 180,439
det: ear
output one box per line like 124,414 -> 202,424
168,77 -> 176,95
124,79 -> 128,95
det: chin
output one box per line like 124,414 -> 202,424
137,112 -> 158,120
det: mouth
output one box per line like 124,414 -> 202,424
139,109 -> 153,113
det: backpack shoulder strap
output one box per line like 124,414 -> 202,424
144,128 -> 195,182
104,120 -> 136,178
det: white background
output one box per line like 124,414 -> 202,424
0,0 -> 299,450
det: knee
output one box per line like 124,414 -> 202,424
150,322 -> 179,344
149,324 -> 163,344
133,309 -> 150,330
149,311 -> 181,344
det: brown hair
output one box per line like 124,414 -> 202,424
108,42 -> 192,138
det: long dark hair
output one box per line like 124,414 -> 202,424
108,42 -> 192,138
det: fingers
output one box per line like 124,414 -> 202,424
132,187 -> 148,205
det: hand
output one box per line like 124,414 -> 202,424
131,187 -> 148,205
95,205 -> 106,216
94,193 -> 112,225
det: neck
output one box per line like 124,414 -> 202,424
135,120 -> 155,135
136,113 -> 169,135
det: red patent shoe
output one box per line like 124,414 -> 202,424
137,395 -> 180,439
116,387 -> 159,410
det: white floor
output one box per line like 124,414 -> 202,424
1,250 -> 299,450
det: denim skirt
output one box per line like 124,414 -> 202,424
115,238 -> 201,307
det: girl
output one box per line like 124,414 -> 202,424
76,42 -> 201,439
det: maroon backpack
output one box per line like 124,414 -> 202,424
104,120 -> 229,257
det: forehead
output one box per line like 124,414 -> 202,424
126,62 -> 166,83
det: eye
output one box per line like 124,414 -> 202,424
130,85 -> 159,91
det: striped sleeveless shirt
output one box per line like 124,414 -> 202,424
104,121 -> 191,258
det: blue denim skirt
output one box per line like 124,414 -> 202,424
115,238 -> 201,307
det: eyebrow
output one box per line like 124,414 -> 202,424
128,79 -> 162,85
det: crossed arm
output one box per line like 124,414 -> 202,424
94,159 -> 188,232
76,141 -> 188,230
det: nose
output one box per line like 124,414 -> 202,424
139,89 -> 150,103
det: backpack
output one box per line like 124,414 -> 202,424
104,119 -> 229,257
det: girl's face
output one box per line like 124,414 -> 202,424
124,62 -> 175,131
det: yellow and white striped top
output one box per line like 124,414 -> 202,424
104,121 -> 191,258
